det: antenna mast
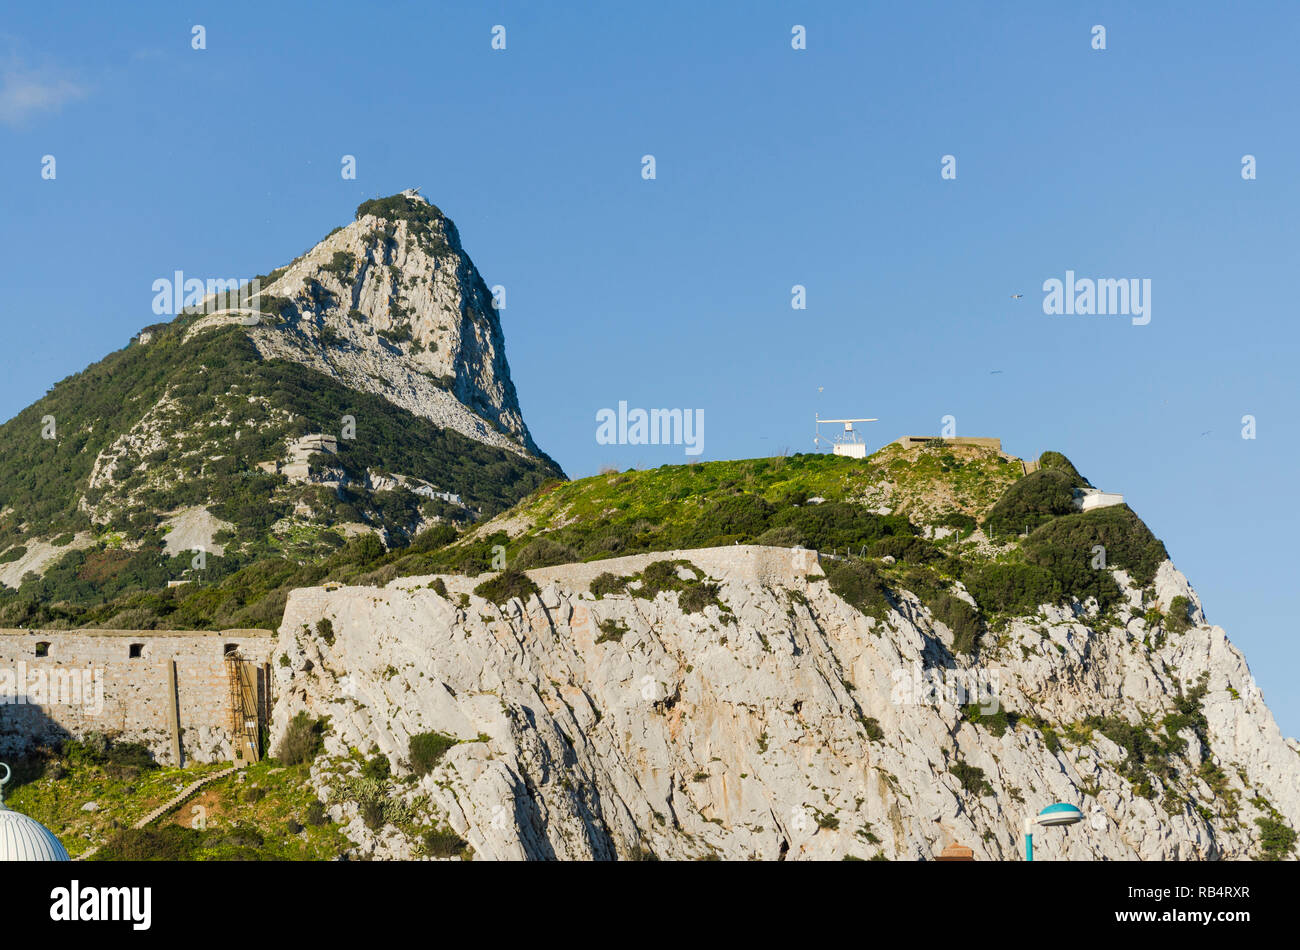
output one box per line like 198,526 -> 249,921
814,414 -> 878,459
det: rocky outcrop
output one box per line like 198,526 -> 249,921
270,546 -> 1300,861
187,190 -> 541,459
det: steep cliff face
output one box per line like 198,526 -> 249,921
186,190 -> 540,458
270,546 -> 1300,861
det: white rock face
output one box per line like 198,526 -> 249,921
186,191 -> 542,460
0,533 -> 94,589
160,506 -> 233,557
270,548 -> 1299,861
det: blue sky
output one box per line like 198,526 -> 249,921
2,1 -> 1298,733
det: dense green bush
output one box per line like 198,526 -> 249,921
1037,450 -> 1089,486
930,592 -> 983,655
688,494 -> 775,543
951,759 -> 994,796
636,560 -> 689,599
409,731 -> 458,776
511,537 -> 579,569
824,559 -> 892,618
678,582 -> 722,614
982,468 -> 1079,538
961,560 -> 1059,616
869,534 -> 942,565
92,825 -> 202,861
590,572 -> 627,598
321,250 -> 356,278
767,503 -> 914,552
1023,505 -> 1168,589
315,617 -> 335,645
275,712 -> 324,766
62,733 -> 157,780
356,194 -> 446,228
932,512 -> 977,534
424,827 -> 469,858
1255,816 -> 1298,860
409,523 -> 458,554
1166,595 -> 1193,633
961,703 -> 1016,737
361,799 -> 385,830
473,569 -> 540,605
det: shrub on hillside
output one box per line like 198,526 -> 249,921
305,799 -> 329,826
1023,504 -> 1168,589
688,493 -> 775,543
869,534 -> 942,565
768,503 -> 913,552
315,617 -> 335,645
361,799 -> 386,830
678,582 -> 722,614
935,512 -> 978,534
951,759 -> 994,796
473,569 -> 540,605
930,592 -> 983,656
982,468 -> 1079,538
511,537 -> 579,570
409,731 -> 458,776
752,524 -> 804,547
637,560 -> 688,598
62,733 -> 158,780
275,712 -> 324,766
1037,451 -> 1089,486
1166,595 -> 1193,633
93,825 -> 202,861
824,559 -> 892,618
1255,816 -> 1298,861
409,522 -> 458,554
424,827 -> 469,858
961,561 -> 1059,616
590,572 -> 627,598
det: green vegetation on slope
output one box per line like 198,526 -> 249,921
0,317 -> 558,629
6,738 -> 350,860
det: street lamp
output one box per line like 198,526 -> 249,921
1024,803 -> 1083,860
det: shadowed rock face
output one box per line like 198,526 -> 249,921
271,546 -> 1300,862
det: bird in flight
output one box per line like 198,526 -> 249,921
1010,294 -> 1023,299
990,370 -> 1003,375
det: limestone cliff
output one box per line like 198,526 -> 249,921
270,546 -> 1300,861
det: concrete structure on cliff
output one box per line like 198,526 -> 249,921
0,628 -> 275,765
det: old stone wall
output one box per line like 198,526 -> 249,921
0,629 -> 274,765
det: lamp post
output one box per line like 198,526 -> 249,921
1024,803 -> 1083,860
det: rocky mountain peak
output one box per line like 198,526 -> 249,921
186,192 -> 540,459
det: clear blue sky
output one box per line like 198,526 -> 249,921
2,1 -> 1297,734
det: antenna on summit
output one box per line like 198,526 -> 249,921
814,413 -> 878,459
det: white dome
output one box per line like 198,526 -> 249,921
0,805 -> 71,861
0,763 -> 70,861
